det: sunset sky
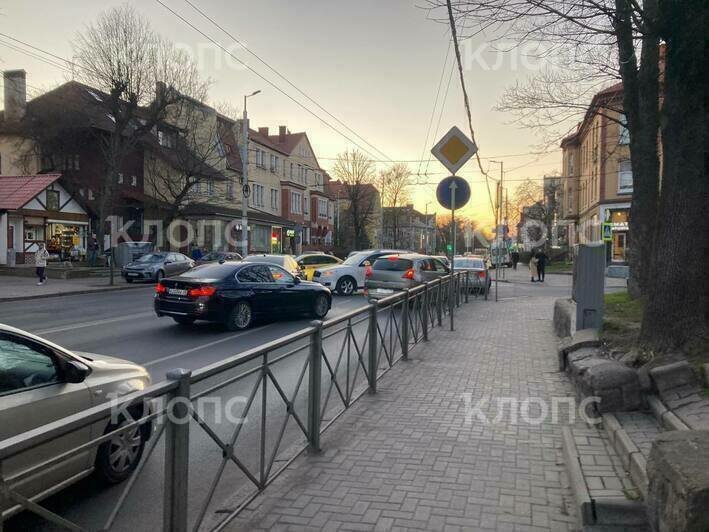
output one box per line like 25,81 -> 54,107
0,0 -> 564,228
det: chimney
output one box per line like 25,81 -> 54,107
3,70 -> 27,122
278,125 -> 287,142
258,127 -> 269,136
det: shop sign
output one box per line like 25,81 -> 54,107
286,229 -> 296,237
601,222 -> 613,242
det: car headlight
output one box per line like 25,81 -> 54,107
322,271 -> 335,277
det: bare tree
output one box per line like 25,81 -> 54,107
71,4 -> 208,248
379,163 -> 412,248
332,150 -> 379,250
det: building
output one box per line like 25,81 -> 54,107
381,204 -> 436,252
560,82 -> 632,267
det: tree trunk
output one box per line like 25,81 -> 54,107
615,0 -> 661,298
640,0 -> 708,350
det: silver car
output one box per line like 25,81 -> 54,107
453,256 -> 492,296
121,251 -> 194,283
0,324 -> 152,520
364,254 -> 450,299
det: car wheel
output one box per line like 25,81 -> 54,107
226,301 -> 253,331
95,416 -> 146,484
336,276 -> 356,296
173,316 -> 195,326
155,270 -> 165,281
312,294 -> 330,319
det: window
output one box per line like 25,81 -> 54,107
131,175 -> 137,187
46,190 -> 60,211
290,191 -> 302,214
227,181 -> 234,200
618,159 -> 633,193
207,179 -> 214,196
118,173 -> 124,184
255,149 -> 265,168
270,155 -> 279,173
158,130 -> 174,148
216,136 -> 226,157
290,163 -> 294,179
315,173 -> 322,186
567,153 -> 574,176
252,183 -> 264,207
270,188 -> 279,210
567,188 -> 573,212
88,190 -> 95,200
237,265 -> 272,283
318,198 -> 328,218
193,181 -> 201,194
618,113 -> 630,145
268,265 -> 294,284
0,334 -> 59,395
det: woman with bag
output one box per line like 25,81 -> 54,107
529,252 -> 539,283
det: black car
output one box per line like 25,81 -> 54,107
195,250 -> 243,266
154,261 -> 332,330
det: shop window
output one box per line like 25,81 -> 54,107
46,190 -> 60,211
618,160 -> 633,193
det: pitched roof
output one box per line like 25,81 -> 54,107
266,130 -> 323,170
0,174 -> 61,210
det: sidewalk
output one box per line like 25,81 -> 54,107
0,275 -> 147,301
226,274 -> 581,531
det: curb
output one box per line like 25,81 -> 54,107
0,283 -> 151,302
602,413 -> 649,498
647,395 -> 691,431
561,426 -> 648,529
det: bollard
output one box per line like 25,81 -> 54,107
368,303 -> 378,393
422,284 -> 429,341
402,290 -> 410,359
437,279 -> 443,326
164,368 -> 192,532
465,271 -> 469,303
307,321 -> 323,453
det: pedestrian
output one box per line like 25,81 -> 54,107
529,253 -> 539,283
35,243 -> 49,286
536,249 -> 548,282
511,250 -> 520,270
191,245 -> 203,261
87,233 -> 99,267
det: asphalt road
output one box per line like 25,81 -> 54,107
1,272 -> 624,531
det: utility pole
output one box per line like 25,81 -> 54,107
490,160 -> 503,302
241,90 -> 261,257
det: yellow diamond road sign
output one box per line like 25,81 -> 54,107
431,126 -> 478,174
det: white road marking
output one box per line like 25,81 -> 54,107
143,325 -> 268,368
35,312 -> 155,335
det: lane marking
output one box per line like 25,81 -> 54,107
143,325 -> 268,368
34,312 -> 156,335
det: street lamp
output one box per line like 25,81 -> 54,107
241,90 -> 261,256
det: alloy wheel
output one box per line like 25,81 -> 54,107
108,424 -> 142,474
234,302 -> 252,329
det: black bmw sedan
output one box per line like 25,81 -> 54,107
154,261 -> 332,330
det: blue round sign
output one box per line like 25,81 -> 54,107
436,176 -> 471,210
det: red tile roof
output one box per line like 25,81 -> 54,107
0,174 -> 61,210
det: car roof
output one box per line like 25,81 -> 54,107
377,253 -> 428,260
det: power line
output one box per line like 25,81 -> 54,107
182,0 -> 395,164
0,38 -> 72,74
0,32 -> 83,74
154,0 -> 390,165
424,58 -> 456,176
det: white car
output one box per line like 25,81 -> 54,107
0,324 -> 152,521
312,249 -> 408,295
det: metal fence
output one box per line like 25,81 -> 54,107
0,272 -> 477,532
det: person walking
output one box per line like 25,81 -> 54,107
529,253 -> 539,283
536,249 -> 548,282
87,233 -> 99,267
511,250 -> 520,270
35,243 -> 49,286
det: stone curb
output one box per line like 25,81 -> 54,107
561,425 -> 648,528
602,413 -> 649,498
647,394 -> 691,431
0,283 -> 149,302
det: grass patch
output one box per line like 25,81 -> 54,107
546,262 -> 573,274
601,291 -> 645,353
605,291 -> 645,322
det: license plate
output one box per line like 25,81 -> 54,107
375,288 -> 394,294
168,288 -> 188,296
127,273 -> 139,277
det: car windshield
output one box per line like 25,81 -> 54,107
244,255 -> 283,265
135,253 -> 164,263
343,252 -> 369,266
454,258 -> 484,269
200,252 -> 222,261
179,264 -> 235,279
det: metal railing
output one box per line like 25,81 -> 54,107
0,272 -> 474,532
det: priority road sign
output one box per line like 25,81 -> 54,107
602,222 -> 613,242
436,175 -> 471,210
430,126 -> 478,174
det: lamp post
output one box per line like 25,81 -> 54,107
241,90 -> 261,256
489,160 -> 504,301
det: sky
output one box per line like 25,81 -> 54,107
0,0 -> 564,227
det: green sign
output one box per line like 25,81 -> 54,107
602,222 -> 613,242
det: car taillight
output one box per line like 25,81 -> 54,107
155,283 -> 167,294
402,268 -> 415,280
365,266 -> 373,278
478,271 -> 486,278
187,285 -> 217,298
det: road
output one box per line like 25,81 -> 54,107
1,272 -> 624,531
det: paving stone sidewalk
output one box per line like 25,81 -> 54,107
227,288 -> 582,531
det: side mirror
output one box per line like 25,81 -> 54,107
64,359 -> 91,383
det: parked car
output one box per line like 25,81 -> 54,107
154,262 -> 332,330
453,255 -> 492,295
195,250 -> 242,266
0,324 -> 152,521
364,254 -> 450,299
295,253 -> 343,280
433,255 -> 451,268
242,254 -> 304,279
312,249 -> 409,296
121,252 -> 194,282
